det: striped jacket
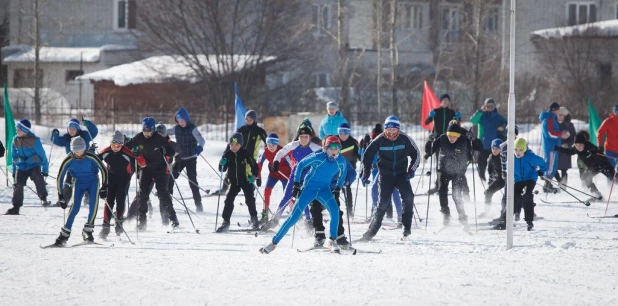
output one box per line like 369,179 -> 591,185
57,151 -> 108,191
361,132 -> 420,177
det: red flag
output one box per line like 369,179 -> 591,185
422,80 -> 440,131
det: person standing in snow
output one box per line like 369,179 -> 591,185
555,107 -> 576,185
539,102 -> 562,193
260,136 -> 348,254
425,120 -> 482,230
596,104 -> 618,168
318,101 -> 348,139
216,133 -> 260,232
52,137 -> 108,246
360,115 -> 421,240
5,119 -> 49,215
294,118 -> 322,146
97,131 -> 135,239
469,98 -> 506,182
126,117 -> 178,230
424,94 -> 459,194
336,122 -> 361,217
256,133 -> 290,224
555,132 -> 614,200
482,139 -> 505,217
166,108 -> 206,212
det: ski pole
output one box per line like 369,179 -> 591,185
214,165 -> 224,232
169,193 -> 200,219
342,187 -> 353,246
544,177 -> 601,199
353,168 -> 361,217
539,178 -> 590,206
277,171 -> 289,180
199,155 -> 223,179
103,200 -> 135,244
413,203 -> 423,222
605,170 -> 616,215
162,153 -> 199,233
470,151 -> 478,232
425,155 -> 432,231
178,170 -> 211,195
45,144 -> 53,182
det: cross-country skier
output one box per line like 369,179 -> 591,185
494,138 -> 546,231
216,133 -> 260,232
539,102 -> 562,193
166,108 -> 206,211
360,115 -> 421,240
596,104 -> 618,168
52,137 -> 108,246
337,122 -> 361,217
97,131 -> 135,239
260,136 -> 348,254
319,101 -> 348,139
294,118 -> 322,146
554,131 -> 615,200
469,98 -> 506,182
256,133 -> 290,224
5,119 -> 49,215
481,138 -> 504,217
556,107 -> 575,185
125,117 -> 178,230
425,120 -> 482,229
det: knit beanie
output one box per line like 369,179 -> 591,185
384,115 -> 400,129
266,133 -> 279,145
142,117 -> 156,131
446,121 -> 461,138
338,123 -> 351,135
514,138 -> 527,152
111,130 -> 125,144
245,110 -> 257,121
439,94 -> 451,101
484,98 -> 495,105
549,102 -> 560,111
326,101 -> 338,110
16,119 -> 31,134
491,139 -> 503,148
155,122 -> 167,136
574,132 -> 587,144
71,136 -> 87,152
230,132 -> 244,146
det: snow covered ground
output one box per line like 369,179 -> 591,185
2,135 -> 618,306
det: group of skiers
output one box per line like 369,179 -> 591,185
4,96 -> 618,251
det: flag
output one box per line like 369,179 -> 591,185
234,82 -> 247,131
588,99 -> 602,146
421,80 -> 440,131
4,84 -> 16,171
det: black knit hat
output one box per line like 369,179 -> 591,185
574,132 -> 587,144
439,94 -> 451,101
549,101 -> 560,111
446,120 -> 461,137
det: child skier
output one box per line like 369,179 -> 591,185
216,133 -> 260,232
260,136 -> 348,254
256,133 -> 291,224
337,123 -> 361,217
5,119 -> 49,215
554,132 -> 615,199
97,131 -> 135,238
425,121 -> 482,229
495,138 -> 546,231
51,137 -> 109,246
481,139 -> 505,217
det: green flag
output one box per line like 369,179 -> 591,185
4,83 -> 16,171
588,99 -> 602,146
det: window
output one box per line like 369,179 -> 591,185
399,3 -> 422,29
65,70 -> 84,84
484,7 -> 499,32
312,4 -> 331,35
567,2 -> 596,26
114,0 -> 136,30
314,72 -> 331,88
441,6 -> 461,43
13,69 -> 43,88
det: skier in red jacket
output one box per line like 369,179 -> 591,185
597,104 -> 618,168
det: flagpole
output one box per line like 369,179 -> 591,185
506,0 -> 517,250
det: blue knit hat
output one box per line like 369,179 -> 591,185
266,133 -> 279,145
16,119 -> 31,134
491,139 -> 503,148
245,110 -> 257,121
142,117 -> 156,131
66,120 -> 81,132
384,115 -> 400,129
230,132 -> 244,146
338,123 -> 351,135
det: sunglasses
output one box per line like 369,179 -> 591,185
143,127 -> 153,133
111,141 -> 123,146
326,143 -> 341,150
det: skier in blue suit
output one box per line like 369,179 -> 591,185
260,136 -> 348,254
539,102 -> 562,193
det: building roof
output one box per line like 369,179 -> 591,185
78,54 -> 276,86
531,20 -> 618,40
2,45 -> 137,63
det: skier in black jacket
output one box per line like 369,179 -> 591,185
337,122 -> 361,217
360,115 -> 421,240
216,132 -> 260,232
125,117 -> 177,230
482,139 -> 504,217
554,131 -> 615,199
426,121 -> 483,229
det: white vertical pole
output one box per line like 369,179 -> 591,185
506,0 -> 517,250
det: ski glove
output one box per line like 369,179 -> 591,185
136,155 -> 147,168
256,177 -> 262,187
248,176 -> 255,184
58,195 -> 67,209
195,146 -> 203,155
82,117 -> 92,126
406,168 -> 415,180
272,161 -> 280,172
466,129 -> 476,141
89,143 -> 98,151
155,146 -> 166,155
99,185 -> 108,199
537,170 -> 544,178
428,110 -> 436,118
455,111 -> 461,119
361,175 -> 370,187
51,129 -> 60,141
292,182 -> 302,198
219,158 -> 227,172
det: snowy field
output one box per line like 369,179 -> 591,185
2,131 -> 618,306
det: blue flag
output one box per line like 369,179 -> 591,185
234,82 -> 246,131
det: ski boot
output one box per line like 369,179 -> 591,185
137,214 -> 147,231
82,224 -> 95,242
41,198 -> 51,207
314,232 -> 326,247
5,206 -> 20,215
115,217 -> 124,236
54,227 -> 71,246
489,217 -> 505,226
460,218 -> 470,232
527,222 -> 534,231
216,220 -> 230,233
328,238 -> 340,253
195,202 -> 203,213
260,209 -> 269,225
250,215 -> 260,230
543,181 -> 558,194
260,242 -> 277,254
99,223 -> 111,239
493,221 -> 507,230
590,184 -> 603,200
403,227 -> 411,238
169,214 -> 180,229
336,235 -> 350,249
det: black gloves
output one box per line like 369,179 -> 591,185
537,170 -> 544,177
256,177 -> 262,187
467,129 -> 476,141
99,185 -> 108,199
292,182 -> 302,198
58,195 -> 67,209
272,161 -> 280,172
89,143 -> 98,151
